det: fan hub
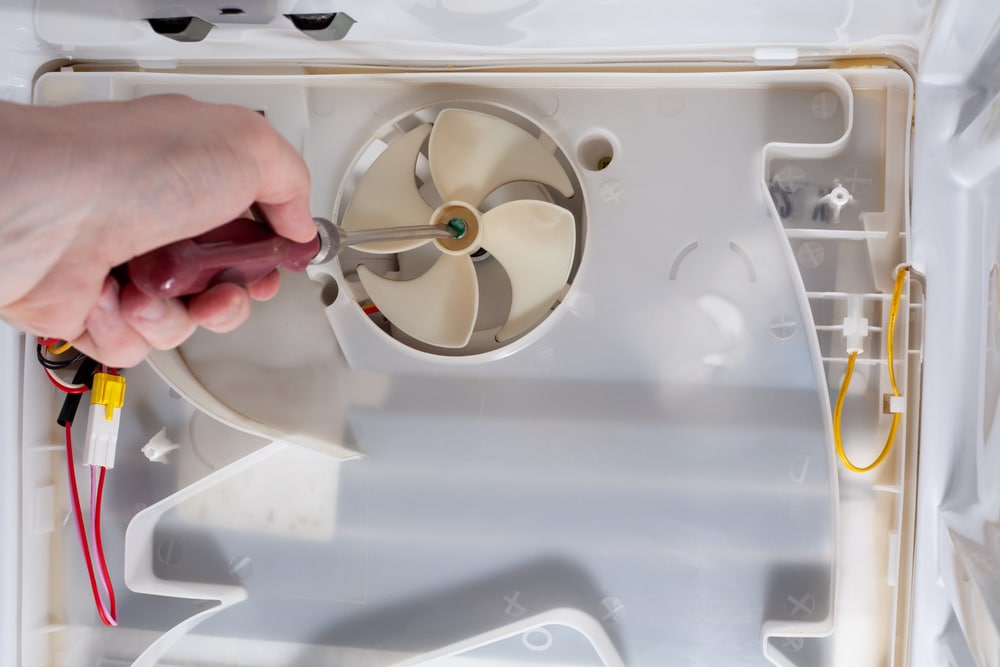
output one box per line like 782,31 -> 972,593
432,201 -> 483,256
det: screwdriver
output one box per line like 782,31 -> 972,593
126,213 -> 465,299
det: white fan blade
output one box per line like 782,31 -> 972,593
341,124 -> 434,254
358,255 -> 479,349
429,109 -> 574,207
480,200 -> 576,342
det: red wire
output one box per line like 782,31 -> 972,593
37,336 -> 60,346
64,423 -> 116,627
93,467 -> 117,621
44,368 -> 88,394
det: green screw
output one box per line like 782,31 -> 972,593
446,218 -> 468,239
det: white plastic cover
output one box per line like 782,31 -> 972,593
32,0 -> 935,67
907,1 -> 1000,666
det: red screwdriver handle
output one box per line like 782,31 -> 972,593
127,217 -> 320,298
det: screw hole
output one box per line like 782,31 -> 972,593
320,279 -> 340,307
577,133 -> 616,172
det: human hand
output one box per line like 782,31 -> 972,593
0,95 -> 315,367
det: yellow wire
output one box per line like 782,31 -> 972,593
832,266 -> 909,473
49,340 -> 73,356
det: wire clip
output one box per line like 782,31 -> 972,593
842,294 -> 868,354
883,394 -> 906,415
84,372 -> 126,469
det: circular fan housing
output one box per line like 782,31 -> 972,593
334,103 -> 586,356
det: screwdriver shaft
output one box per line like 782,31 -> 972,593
343,223 -> 455,246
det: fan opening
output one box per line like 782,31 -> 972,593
334,101 -> 587,357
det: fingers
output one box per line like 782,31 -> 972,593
206,104 -> 313,244
119,279 -> 262,351
186,283 -> 252,333
73,279 -> 260,366
76,279 -> 202,367
247,114 -> 315,244
255,198 -> 317,244
72,278 -> 151,368
41,273 -> 272,367
246,269 -> 281,301
119,283 -> 197,349
96,97 -> 315,257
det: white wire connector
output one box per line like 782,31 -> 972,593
83,372 -> 126,469
842,294 -> 869,354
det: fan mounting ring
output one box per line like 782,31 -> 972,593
433,202 -> 482,256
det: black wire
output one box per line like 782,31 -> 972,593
36,343 -> 85,370
35,342 -> 115,425
56,358 -> 99,427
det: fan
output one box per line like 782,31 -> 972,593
340,108 -> 579,349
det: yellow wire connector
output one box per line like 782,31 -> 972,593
91,372 -> 126,421
833,266 -> 909,473
84,373 -> 126,469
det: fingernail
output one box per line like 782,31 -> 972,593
137,298 -> 167,321
99,281 -> 119,313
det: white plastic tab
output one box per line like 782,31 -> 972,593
140,428 -> 180,464
820,184 -> 853,223
843,295 -> 869,354
753,47 -> 799,66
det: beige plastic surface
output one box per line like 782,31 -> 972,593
483,200 -> 576,342
429,109 -> 575,206
340,124 -> 434,254
358,254 -> 480,349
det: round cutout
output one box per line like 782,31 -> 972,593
577,133 -> 615,171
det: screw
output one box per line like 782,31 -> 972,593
446,218 -> 467,239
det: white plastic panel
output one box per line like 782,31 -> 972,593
22,66 -> 918,667
7,0 -> 1000,666
0,325 -> 22,667
908,0 -> 1000,665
